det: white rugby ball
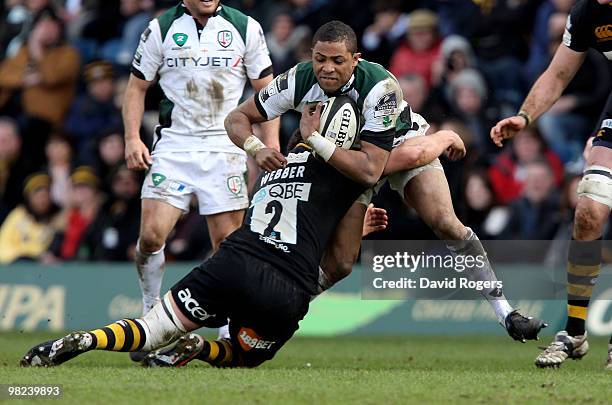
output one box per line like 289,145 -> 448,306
318,95 -> 360,149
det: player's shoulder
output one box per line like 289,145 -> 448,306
353,59 -> 398,103
291,61 -> 318,103
568,0 -> 600,24
155,3 -> 187,42
354,59 -> 395,84
217,4 -> 260,44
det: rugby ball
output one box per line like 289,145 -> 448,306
319,95 -> 360,149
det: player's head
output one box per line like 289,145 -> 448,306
311,21 -> 360,93
597,0 -> 612,5
183,0 -> 220,17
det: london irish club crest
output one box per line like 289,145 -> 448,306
218,30 -> 233,48
227,175 -> 242,195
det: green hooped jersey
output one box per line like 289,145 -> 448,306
131,3 -> 272,155
255,59 -> 404,151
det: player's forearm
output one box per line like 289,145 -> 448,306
122,86 -> 146,141
225,109 -> 257,150
519,71 -> 568,121
519,47 -> 585,121
328,148 -> 388,188
383,132 -> 453,175
256,117 -> 281,151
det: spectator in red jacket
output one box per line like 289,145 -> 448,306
389,9 -> 442,90
488,127 -> 563,205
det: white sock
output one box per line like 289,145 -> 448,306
135,240 -> 166,315
218,323 -> 230,340
446,227 -> 513,323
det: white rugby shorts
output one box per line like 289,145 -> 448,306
141,151 -> 248,215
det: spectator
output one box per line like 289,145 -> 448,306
0,172 -> 63,264
93,127 -> 126,194
0,117 -> 31,223
287,0 -> 331,34
0,0 -> 29,58
470,0 -> 540,110
101,0 -> 154,66
525,0 -> 576,85
0,13 -> 80,127
446,68 -> 499,154
459,170 -> 509,240
438,119 -> 483,201
65,60 -> 121,163
361,0 -> 407,67
536,12 -> 611,163
84,165 -> 141,260
432,34 -> 477,93
398,74 -> 446,130
489,127 -> 564,205
266,11 -> 310,75
52,166 -> 102,260
44,132 -> 74,208
2,0 -> 56,58
500,159 -> 561,240
389,9 -> 442,89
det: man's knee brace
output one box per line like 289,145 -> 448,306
577,165 -> 612,210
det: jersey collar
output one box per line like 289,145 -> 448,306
324,74 -> 355,97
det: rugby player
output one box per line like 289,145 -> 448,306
122,0 -> 279,343
19,71 -> 396,369
19,99 -> 471,369
226,20 -> 546,342
491,0 -> 612,369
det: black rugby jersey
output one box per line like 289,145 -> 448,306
564,0 -> 612,61
223,145 -> 366,294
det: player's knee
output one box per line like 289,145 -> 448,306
426,208 -> 462,240
574,205 -> 605,239
323,255 -> 355,284
139,228 -> 167,253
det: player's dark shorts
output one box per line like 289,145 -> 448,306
170,246 -> 310,367
592,91 -> 612,149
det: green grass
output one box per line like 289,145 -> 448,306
0,332 -> 610,404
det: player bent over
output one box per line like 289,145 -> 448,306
21,72 -> 394,368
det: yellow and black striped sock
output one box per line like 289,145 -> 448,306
87,319 -> 147,352
565,238 -> 601,337
197,339 -> 233,367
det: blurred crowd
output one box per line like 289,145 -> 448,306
0,0 -> 609,264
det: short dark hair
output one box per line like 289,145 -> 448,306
312,21 -> 358,53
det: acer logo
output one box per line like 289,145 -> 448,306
177,288 -> 213,321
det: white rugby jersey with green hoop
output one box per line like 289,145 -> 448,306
131,3 -> 272,155
254,59 -> 404,151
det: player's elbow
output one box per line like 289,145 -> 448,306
223,110 -> 236,133
224,110 -> 241,146
402,145 -> 428,168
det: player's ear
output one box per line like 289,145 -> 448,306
352,52 -> 361,67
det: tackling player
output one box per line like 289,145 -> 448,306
491,0 -> 612,369
20,73 -> 394,369
122,0 -> 279,344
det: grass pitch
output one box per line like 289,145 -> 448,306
1,332 -> 610,404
